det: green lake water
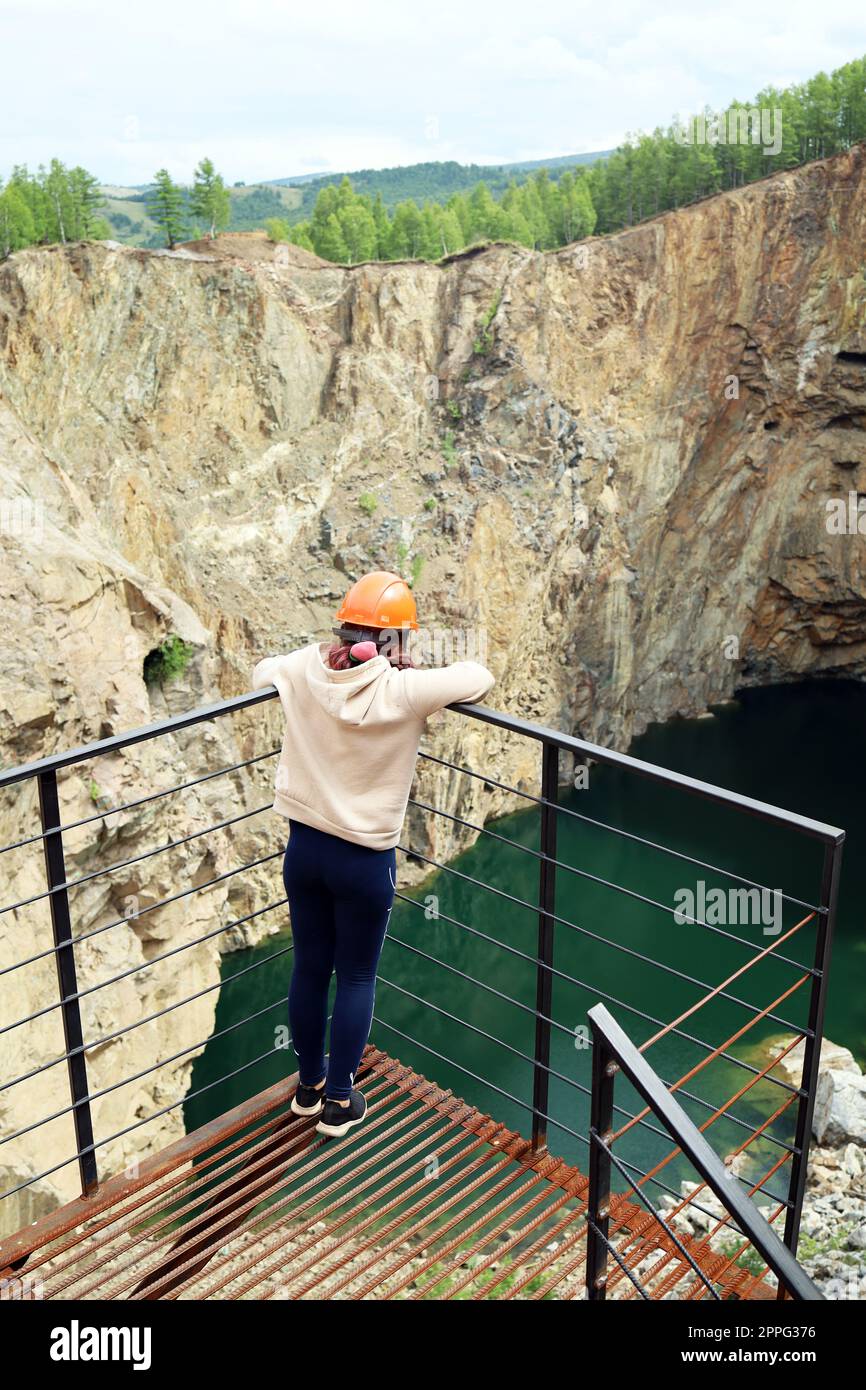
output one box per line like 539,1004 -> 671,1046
186,680 -> 865,1204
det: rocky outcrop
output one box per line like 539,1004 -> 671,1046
770,1038 -> 866,1145
772,1040 -> 866,1298
1,150 -> 865,1227
659,1039 -> 866,1299
737,1037 -> 866,1297
815,1058 -> 866,1148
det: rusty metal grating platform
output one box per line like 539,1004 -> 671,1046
0,1047 -> 775,1300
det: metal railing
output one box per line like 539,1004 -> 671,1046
0,682 -> 845,1292
585,1002 -> 823,1300
387,699 -> 844,1270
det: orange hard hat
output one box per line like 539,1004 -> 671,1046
335,570 -> 419,632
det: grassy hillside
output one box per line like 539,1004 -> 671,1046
267,152 -> 611,218
98,182 -> 303,246
96,152 -> 611,245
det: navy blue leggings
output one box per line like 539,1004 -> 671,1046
282,819 -> 396,1100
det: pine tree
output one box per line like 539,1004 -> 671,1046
246,51 -> 866,256
519,178 -> 548,247
806,71 -> 840,159
448,191 -> 472,241
68,166 -> 106,239
147,170 -> 187,249
189,158 -> 230,239
335,175 -> 355,210
317,212 -> 349,262
498,184 -> 531,246
839,58 -> 866,146
42,159 -> 75,244
467,182 -> 501,242
371,191 -> 390,257
533,168 -> 558,240
311,185 -> 339,243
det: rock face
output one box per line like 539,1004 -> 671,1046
787,1041 -> 866,1299
770,1037 -> 866,1147
670,1038 -> 866,1299
1,149 -> 865,1228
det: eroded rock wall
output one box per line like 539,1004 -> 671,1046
1,147 -> 864,1224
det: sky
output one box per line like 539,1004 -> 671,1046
1,0 -> 864,186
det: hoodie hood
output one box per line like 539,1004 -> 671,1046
304,641 -> 390,725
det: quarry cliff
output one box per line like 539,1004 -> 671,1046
1,144 -> 865,1224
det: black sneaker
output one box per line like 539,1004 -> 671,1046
316,1089 -> 367,1138
291,1081 -> 326,1117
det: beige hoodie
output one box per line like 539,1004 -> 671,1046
251,642 -> 495,850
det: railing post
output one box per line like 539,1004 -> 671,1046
779,835 -> 844,1280
38,769 -> 98,1196
586,1022 -> 615,1300
588,1003 -> 822,1300
531,740 -> 558,1152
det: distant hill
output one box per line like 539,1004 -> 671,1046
271,151 -> 609,188
266,152 -> 612,214
97,152 -> 612,247
483,151 -> 611,174
98,182 -> 304,248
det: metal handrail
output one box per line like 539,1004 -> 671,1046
0,685 -> 845,843
0,688 -> 279,789
0,677 -> 846,1276
585,1002 -> 823,1301
447,701 -> 845,844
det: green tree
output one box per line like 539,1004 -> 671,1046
335,174 -> 355,211
839,57 -> 866,147
147,169 -> 187,248
371,190 -> 390,257
264,216 -> 291,241
42,159 -> 75,243
339,202 -> 377,262
419,204 -> 446,259
173,52 -> 866,254
389,200 -> 425,258
498,184 -> 533,247
9,166 -> 48,242
805,71 -> 840,159
467,182 -> 501,241
317,212 -> 350,262
0,182 -> 36,258
68,166 -> 107,239
311,184 -> 340,243
448,191 -> 472,241
189,157 -> 230,239
519,177 -> 549,247
558,171 -> 596,242
532,168 -> 559,241
288,222 -> 316,253
435,206 -> 464,256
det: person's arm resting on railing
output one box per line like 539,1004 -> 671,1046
251,656 -> 281,690
402,661 -> 495,721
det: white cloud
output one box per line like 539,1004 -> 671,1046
460,35 -> 607,83
0,0 -> 863,183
